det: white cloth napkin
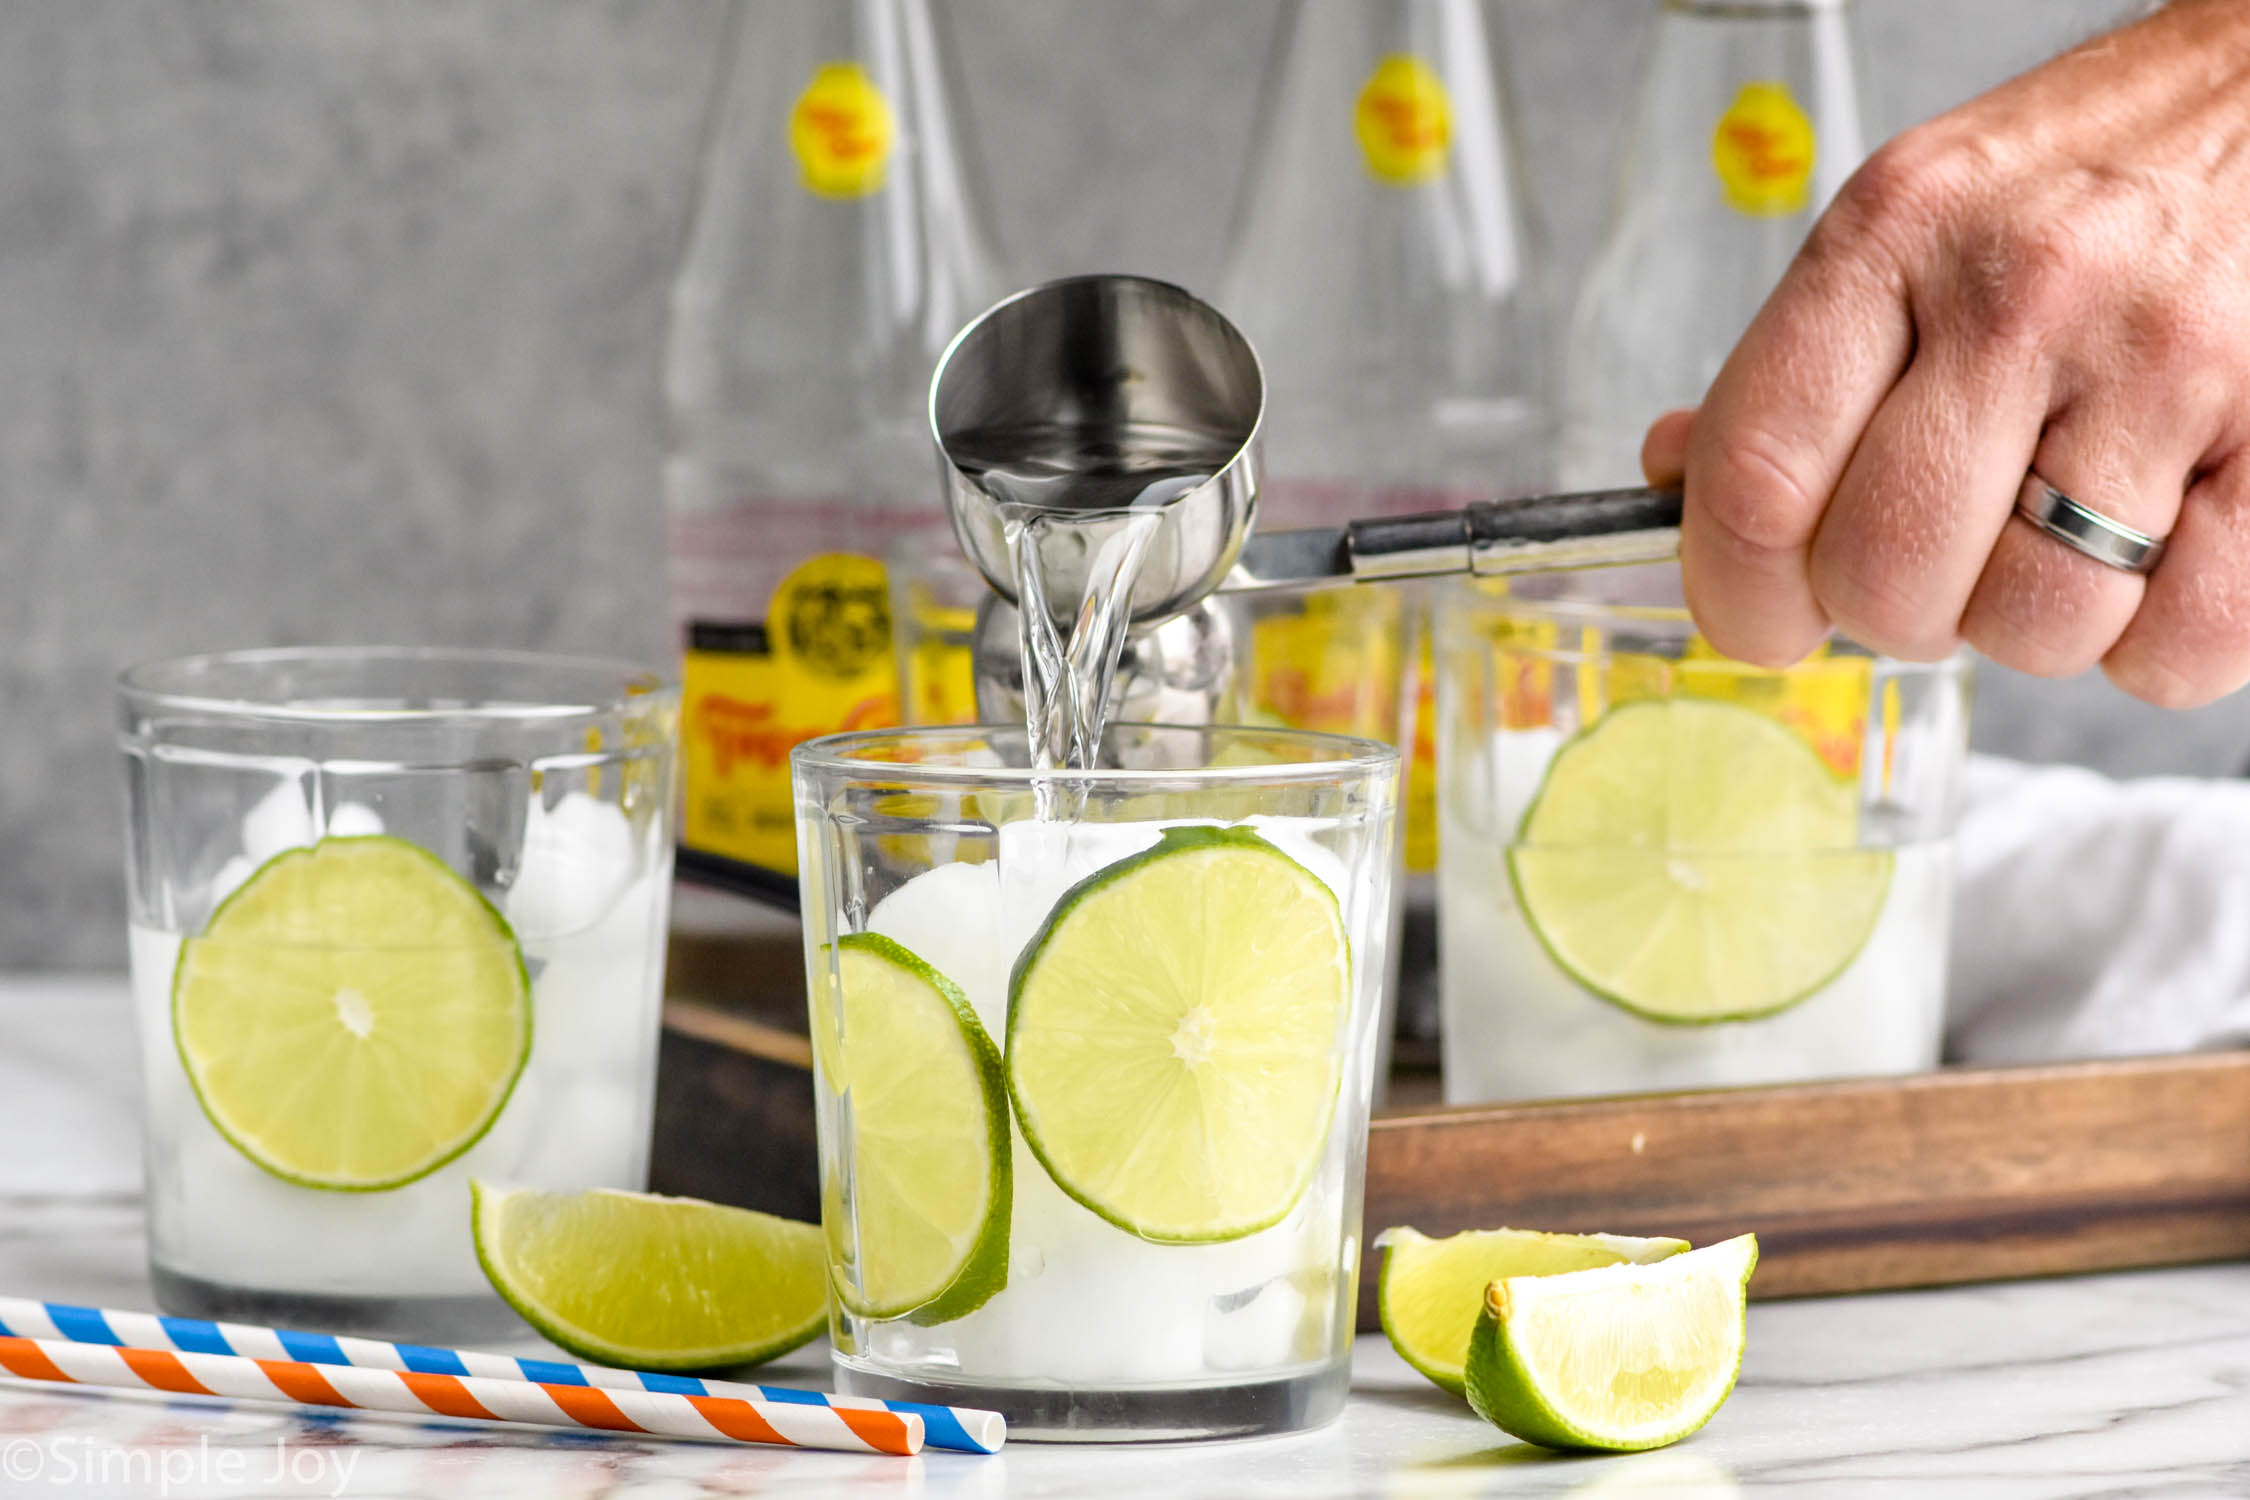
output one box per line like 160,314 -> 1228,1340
1946,754 -> 2250,1064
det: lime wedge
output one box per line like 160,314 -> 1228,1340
1377,1226 -> 1690,1395
471,1182 -> 826,1370
1465,1233 -> 1758,1451
173,835 -> 530,1190
816,933 -> 1010,1324
1509,698 -> 1892,1023
1007,826 -> 1352,1244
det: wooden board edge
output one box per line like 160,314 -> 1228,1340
662,996 -> 815,1071
1354,1050 -> 2250,1327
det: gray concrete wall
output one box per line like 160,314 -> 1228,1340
2,0 -> 2228,966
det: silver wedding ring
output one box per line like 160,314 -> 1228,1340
2014,473 -> 2167,575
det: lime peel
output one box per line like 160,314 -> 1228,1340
471,1182 -> 826,1371
1376,1225 -> 1691,1395
822,933 -> 1011,1325
1465,1233 -> 1759,1451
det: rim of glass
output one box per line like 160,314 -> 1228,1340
1449,588 -> 1972,669
794,723 -> 1400,786
117,646 -> 675,724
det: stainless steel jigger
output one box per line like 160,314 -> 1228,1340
931,273 -> 1686,721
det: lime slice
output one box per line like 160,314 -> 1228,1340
816,933 -> 1010,1324
1007,826 -> 1352,1244
471,1183 -> 825,1370
173,835 -> 530,1190
1509,698 -> 1892,1023
1464,1232 -> 1757,1451
1377,1226 -> 1690,1395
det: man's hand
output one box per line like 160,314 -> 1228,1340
1644,0 -> 2250,707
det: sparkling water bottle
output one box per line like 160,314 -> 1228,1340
1216,0 -> 1550,1062
1559,0 -> 1866,488
664,0 -> 1005,895
1219,0 -> 1549,514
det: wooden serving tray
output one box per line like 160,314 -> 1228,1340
1361,1053 -> 2250,1316
650,938 -> 2250,1327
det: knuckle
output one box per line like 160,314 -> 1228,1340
2124,286 -> 2225,378
1690,430 -> 1826,557
2103,650 -> 2231,710
1963,542 -> 2128,679
1951,216 -> 2092,355
1961,590 -> 2109,680
1808,493 -> 1967,661
1681,597 -> 1822,671
2106,523 -> 2250,707
1814,558 -> 1956,661
1824,131 -> 1969,247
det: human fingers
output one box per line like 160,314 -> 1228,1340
1639,408 -> 1695,488
1955,399 -> 2196,678
1801,334 -> 2050,661
2104,456 -> 2250,707
1679,187 -> 1918,667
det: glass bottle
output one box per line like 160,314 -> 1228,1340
1215,0 -> 1550,1066
1219,0 -> 1549,515
663,0 -> 1005,908
1559,0 -> 1866,488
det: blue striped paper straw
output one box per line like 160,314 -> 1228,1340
0,1297 -> 1001,1454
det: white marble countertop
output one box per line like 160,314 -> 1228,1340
5,976 -> 2248,1498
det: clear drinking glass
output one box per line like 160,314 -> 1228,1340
119,648 -> 679,1339
887,529 -> 987,727
1435,570 -> 1968,1103
794,724 -> 1399,1440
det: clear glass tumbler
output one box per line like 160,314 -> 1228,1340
1435,571 -> 1969,1104
886,529 -> 987,728
119,648 -> 678,1339
794,724 -> 1399,1440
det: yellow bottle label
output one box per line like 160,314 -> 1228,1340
1711,81 -> 1817,217
681,552 -> 900,873
1354,55 -> 1452,186
790,61 -> 896,199
1249,593 -> 1405,739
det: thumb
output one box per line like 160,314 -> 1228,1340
1641,408 -> 1696,487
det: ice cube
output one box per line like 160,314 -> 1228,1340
992,817 -> 1166,957
506,792 -> 638,939
867,860 -> 1008,1034
156,1088 -> 491,1296
1494,727 -> 1565,833
1203,1274 -> 1310,1372
240,778 -> 315,866
928,1146 -> 1327,1383
207,856 -> 256,907
1241,814 -> 1358,905
325,802 -> 385,838
494,1072 -> 651,1191
522,871 -> 666,1076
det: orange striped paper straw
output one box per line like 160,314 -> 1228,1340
0,1335 -> 919,1455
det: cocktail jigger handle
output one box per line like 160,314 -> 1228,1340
1226,487 -> 1685,592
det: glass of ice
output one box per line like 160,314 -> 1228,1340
794,724 -> 1399,1441
119,648 -> 678,1340
1434,570 -> 1969,1104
